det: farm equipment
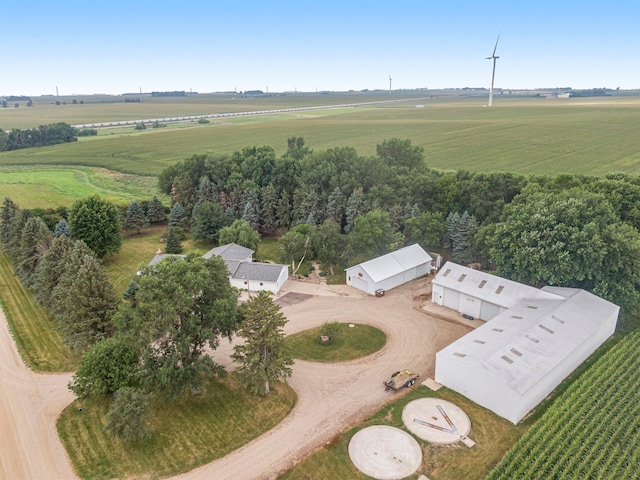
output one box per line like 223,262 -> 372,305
384,370 -> 419,391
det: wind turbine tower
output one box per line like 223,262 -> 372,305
389,75 -> 392,93
486,34 -> 500,106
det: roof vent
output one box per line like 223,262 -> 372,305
442,268 -> 451,277
539,324 -> 555,334
552,315 -> 565,324
527,305 -> 538,309
478,280 -> 487,288
458,274 -> 467,282
525,334 -> 540,343
492,328 -> 504,333
453,352 -> 466,358
473,339 -> 486,344
510,348 -> 523,357
511,315 -> 523,319
495,285 -> 504,294
501,355 -> 513,364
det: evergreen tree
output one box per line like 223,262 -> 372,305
232,291 -> 293,396
452,211 -> 471,264
146,196 -> 166,224
168,202 -> 188,229
443,211 -> 461,250
165,227 -> 183,254
5,209 -> 31,260
241,189 -> 261,230
275,191 -> 292,229
191,200 -> 228,243
260,184 -> 278,235
0,197 -> 20,245
54,218 -> 70,237
388,204 -> 405,232
34,235 -> 75,309
16,216 -> 53,288
50,241 -> 118,350
325,187 -> 345,227
196,176 -> 216,204
344,187 -> 365,233
123,201 -> 149,234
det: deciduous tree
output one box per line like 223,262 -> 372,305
219,219 -> 260,251
68,195 -> 122,258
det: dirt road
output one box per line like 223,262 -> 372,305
173,278 -> 470,480
0,309 -> 76,479
0,276 -> 470,480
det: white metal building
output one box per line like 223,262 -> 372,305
345,244 -> 433,295
432,262 -> 560,321
434,264 -> 620,424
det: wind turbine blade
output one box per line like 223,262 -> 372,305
492,34 -> 500,57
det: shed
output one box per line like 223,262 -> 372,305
432,262 -> 559,321
345,244 -> 432,295
435,282 -> 619,424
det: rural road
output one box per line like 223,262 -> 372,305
0,276 -> 471,480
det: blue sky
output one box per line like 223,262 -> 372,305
2,1 -> 638,96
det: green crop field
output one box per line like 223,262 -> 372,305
486,331 -> 640,480
0,165 -> 167,209
2,95 -> 639,177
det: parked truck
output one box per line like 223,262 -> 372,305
384,369 -> 419,391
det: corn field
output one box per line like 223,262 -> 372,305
486,331 -> 640,479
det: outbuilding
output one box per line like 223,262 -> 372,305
345,244 -> 433,295
433,263 -> 619,424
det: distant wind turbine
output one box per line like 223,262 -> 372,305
486,34 -> 500,106
389,75 -> 392,93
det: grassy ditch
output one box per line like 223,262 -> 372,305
57,376 -> 297,480
286,323 -> 386,362
0,253 -> 77,371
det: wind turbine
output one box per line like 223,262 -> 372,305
389,75 -> 392,93
486,34 -> 500,106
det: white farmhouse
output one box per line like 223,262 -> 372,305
345,244 -> 433,295
433,262 -> 619,424
149,243 -> 288,294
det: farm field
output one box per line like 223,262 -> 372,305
486,331 -> 640,480
0,165 -> 166,209
1,95 -> 639,177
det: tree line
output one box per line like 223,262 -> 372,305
0,122 -> 90,151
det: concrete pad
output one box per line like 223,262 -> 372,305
348,426 -> 422,480
461,436 -> 476,448
422,378 -> 442,391
402,398 -> 471,445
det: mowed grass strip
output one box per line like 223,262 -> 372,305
286,323 -> 386,362
57,376 -> 297,480
278,386 -> 526,480
0,253 -> 77,371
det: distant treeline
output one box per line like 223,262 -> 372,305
0,122 -> 90,151
151,91 -> 186,97
3,95 -> 32,101
570,89 -> 611,97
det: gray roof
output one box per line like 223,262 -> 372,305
433,261 -> 561,309
438,287 -> 619,394
203,243 -> 254,261
148,253 -> 185,267
233,262 -> 287,283
347,244 -> 432,282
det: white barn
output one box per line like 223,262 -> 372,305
434,264 -> 619,424
345,244 -> 432,295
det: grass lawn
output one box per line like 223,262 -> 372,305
286,323 -> 386,362
278,386 -> 527,480
58,375 -> 297,480
0,253 -> 78,371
